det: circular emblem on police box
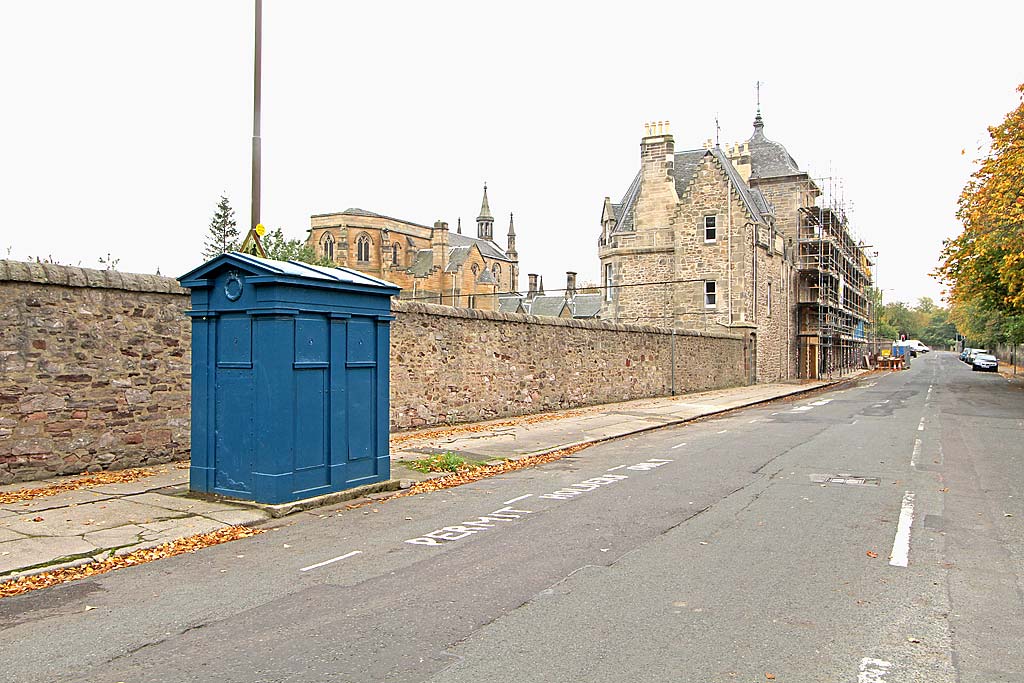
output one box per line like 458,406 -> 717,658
224,271 -> 244,301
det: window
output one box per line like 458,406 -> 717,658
321,233 -> 334,262
766,282 -> 772,316
704,216 -> 717,243
604,263 -> 613,301
471,263 -> 479,277
356,234 -> 371,262
391,243 -> 399,266
492,263 -> 501,282
704,280 -> 717,308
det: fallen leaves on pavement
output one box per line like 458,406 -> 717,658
390,410 -> 587,448
0,525 -> 264,599
0,467 -> 165,505
866,550 -> 878,558
389,443 -> 592,498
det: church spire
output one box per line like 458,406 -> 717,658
476,183 -> 494,241
506,212 -> 517,260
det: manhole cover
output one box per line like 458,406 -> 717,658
809,474 -> 880,486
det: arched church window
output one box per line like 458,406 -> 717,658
356,234 -> 371,263
392,243 -> 399,266
321,233 -> 335,262
471,263 -> 479,277
492,263 -> 501,280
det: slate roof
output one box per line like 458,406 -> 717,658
527,296 -> 570,317
311,207 -> 435,230
708,147 -> 770,224
449,231 -> 513,262
179,252 -> 399,292
747,113 -> 803,179
570,293 -> 602,319
498,296 -> 526,313
408,249 -> 435,277
444,246 -> 471,273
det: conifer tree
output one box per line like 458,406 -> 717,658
202,195 -> 240,260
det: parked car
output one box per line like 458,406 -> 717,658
966,348 -> 990,364
971,353 -> 999,372
959,348 -> 973,362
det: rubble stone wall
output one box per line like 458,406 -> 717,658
0,261 -> 191,483
0,261 -> 747,482
389,300 -> 746,429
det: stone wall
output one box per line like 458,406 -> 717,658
0,260 -> 748,482
389,300 -> 745,429
0,261 -> 191,483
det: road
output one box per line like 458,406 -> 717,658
1,351 -> 1021,682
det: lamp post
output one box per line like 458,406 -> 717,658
251,0 -> 262,234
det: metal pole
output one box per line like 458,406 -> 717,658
670,329 -> 676,396
251,0 -> 262,232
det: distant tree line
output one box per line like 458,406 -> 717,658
874,294 -> 957,349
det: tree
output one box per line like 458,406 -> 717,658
260,227 -> 333,267
203,195 -> 240,260
937,83 -> 1024,316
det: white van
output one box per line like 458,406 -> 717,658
905,340 -> 931,354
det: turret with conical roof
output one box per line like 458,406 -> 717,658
477,183 -> 494,241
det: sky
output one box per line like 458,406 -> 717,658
2,1 -> 1022,306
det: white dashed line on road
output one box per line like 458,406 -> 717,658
606,464 -> 628,471
911,438 -> 922,467
810,399 -> 833,406
671,442 -> 687,449
300,550 -> 362,573
889,492 -> 916,567
918,418 -> 925,431
503,494 -> 533,504
858,657 -> 893,682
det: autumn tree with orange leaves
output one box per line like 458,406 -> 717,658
937,83 -> 1024,345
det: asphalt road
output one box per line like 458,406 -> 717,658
1,351 -> 1021,682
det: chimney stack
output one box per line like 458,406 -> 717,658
565,271 -> 577,300
527,273 -> 538,300
431,220 -> 449,270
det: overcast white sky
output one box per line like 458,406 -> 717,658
2,1 -> 1021,305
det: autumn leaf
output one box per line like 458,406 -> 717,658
866,550 -> 878,558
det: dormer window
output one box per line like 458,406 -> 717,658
704,216 -> 717,243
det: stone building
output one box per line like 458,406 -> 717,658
306,185 -> 518,311
598,111 -> 871,381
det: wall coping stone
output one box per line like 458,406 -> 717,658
391,299 -> 742,340
0,259 -> 187,295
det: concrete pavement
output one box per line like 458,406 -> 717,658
0,373 -> 863,583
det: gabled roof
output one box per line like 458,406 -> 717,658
570,293 -> 602,319
498,296 -> 526,314
610,145 -> 772,235
449,231 -> 512,261
445,245 -> 471,273
527,295 -> 571,318
178,252 -> 399,293
407,249 -> 435,277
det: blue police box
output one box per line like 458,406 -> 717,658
179,252 -> 400,504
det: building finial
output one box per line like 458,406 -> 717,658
457,217 -> 462,234
508,212 -> 515,235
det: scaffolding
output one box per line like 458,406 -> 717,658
796,180 -> 873,379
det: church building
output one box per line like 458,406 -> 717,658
307,185 -> 519,311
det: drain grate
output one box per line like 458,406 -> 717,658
810,474 -> 880,486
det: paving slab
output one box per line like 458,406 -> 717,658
0,536 -> 98,575
199,508 -> 270,527
85,470 -> 189,495
0,488 -> 112,514
139,517 -> 226,543
123,492 -> 236,515
82,524 -> 148,550
0,528 -> 28,543
1,498 -> 184,537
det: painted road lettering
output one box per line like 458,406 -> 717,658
406,507 -> 532,546
540,474 -> 629,500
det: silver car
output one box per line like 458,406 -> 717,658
971,353 -> 998,372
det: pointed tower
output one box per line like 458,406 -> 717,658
477,183 -> 494,241
506,212 -> 518,293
